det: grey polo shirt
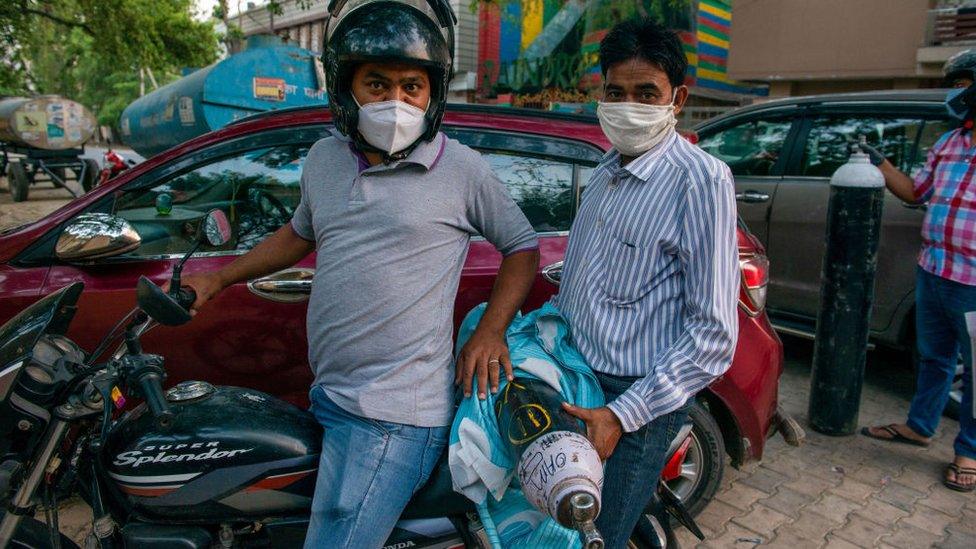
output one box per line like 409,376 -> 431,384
290,131 -> 538,427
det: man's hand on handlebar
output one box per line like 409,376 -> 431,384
165,272 -> 225,315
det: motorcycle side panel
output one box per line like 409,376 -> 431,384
104,385 -> 321,521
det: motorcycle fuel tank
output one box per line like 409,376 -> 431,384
104,383 -> 320,521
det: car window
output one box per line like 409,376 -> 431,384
910,119 -> 955,177
481,152 -> 575,232
799,116 -> 921,177
112,144 -> 310,256
698,119 -> 792,177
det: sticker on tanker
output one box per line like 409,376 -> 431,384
1,96 -> 95,149
178,96 -> 195,125
254,77 -> 286,101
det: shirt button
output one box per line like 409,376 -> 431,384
597,218 -> 605,227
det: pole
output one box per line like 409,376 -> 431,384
808,138 -> 886,435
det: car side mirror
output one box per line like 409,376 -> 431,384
55,213 -> 141,262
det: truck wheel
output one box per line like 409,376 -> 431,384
78,158 -> 99,192
7,160 -> 30,202
664,400 -> 725,517
6,517 -> 79,549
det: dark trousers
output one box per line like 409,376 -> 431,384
595,371 -> 690,549
907,267 -> 976,459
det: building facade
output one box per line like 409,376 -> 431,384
727,0 -> 973,98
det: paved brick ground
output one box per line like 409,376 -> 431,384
675,339 -> 975,549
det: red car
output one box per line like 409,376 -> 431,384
0,105 -> 788,516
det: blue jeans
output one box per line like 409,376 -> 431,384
304,386 -> 449,549
907,267 -> 976,460
594,372 -> 690,549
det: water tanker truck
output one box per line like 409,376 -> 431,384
0,95 -> 98,202
119,35 -> 327,159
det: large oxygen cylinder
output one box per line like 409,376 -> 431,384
0,96 -> 96,150
495,379 -> 603,536
119,34 -> 326,158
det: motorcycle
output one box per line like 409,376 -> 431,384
96,146 -> 136,187
0,209 -> 702,549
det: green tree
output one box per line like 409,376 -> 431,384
0,0 -> 219,128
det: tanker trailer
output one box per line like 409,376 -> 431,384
0,95 -> 98,202
119,35 -> 326,158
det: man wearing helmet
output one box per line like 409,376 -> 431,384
861,49 -> 976,493
181,1 -> 541,545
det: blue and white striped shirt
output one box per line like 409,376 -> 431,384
555,131 -> 739,433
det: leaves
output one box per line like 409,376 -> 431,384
0,0 -> 219,128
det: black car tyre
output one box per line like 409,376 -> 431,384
665,400 -> 725,517
630,400 -> 725,548
7,160 -> 30,202
6,517 -> 79,549
78,158 -> 99,193
943,359 -> 964,421
911,342 -> 964,420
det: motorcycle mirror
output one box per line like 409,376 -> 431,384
137,276 -> 191,326
200,209 -> 232,247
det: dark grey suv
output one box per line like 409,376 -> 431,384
695,90 -> 963,414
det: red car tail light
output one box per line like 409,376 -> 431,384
738,253 -> 769,316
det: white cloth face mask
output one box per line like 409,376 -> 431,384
355,99 -> 429,155
597,95 -> 678,157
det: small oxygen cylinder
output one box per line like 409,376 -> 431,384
494,379 -> 603,531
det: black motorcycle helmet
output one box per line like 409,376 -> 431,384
944,48 -> 976,86
324,0 -> 456,158
944,49 -> 976,127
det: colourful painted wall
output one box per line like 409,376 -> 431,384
477,0 -> 767,99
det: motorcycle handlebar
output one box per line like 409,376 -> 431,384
174,287 -> 196,312
134,370 -> 173,429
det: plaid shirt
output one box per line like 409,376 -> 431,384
914,127 -> 976,286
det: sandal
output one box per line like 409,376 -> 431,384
944,463 -> 976,492
860,424 -> 930,447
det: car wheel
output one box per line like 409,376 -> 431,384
665,400 -> 725,517
629,401 -> 724,548
7,160 -> 30,202
945,359 -> 964,421
911,343 -> 964,420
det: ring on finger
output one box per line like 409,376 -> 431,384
488,359 -> 501,365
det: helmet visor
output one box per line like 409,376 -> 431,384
326,0 -> 456,51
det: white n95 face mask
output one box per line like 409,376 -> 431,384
356,99 -> 428,155
597,100 -> 677,157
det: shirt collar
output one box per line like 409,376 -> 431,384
331,129 -> 445,172
601,130 -> 678,182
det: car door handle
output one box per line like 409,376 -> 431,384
735,191 -> 770,203
247,268 -> 314,302
542,261 -> 563,286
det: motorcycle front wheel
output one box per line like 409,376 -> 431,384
5,517 -> 79,549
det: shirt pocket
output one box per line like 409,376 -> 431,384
598,234 -> 672,305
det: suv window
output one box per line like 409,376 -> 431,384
800,116 -> 921,177
113,144 -> 309,256
698,119 -> 792,176
481,152 -> 575,232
